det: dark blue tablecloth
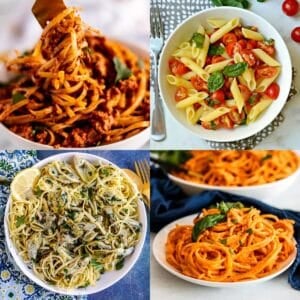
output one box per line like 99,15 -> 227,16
37,151 -> 150,300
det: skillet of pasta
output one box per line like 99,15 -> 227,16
171,150 -> 299,186
166,202 -> 296,282
0,7 -> 149,147
8,157 -> 141,289
167,18 -> 281,130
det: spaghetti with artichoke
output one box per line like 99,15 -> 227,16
8,157 -> 141,288
0,7 -> 149,147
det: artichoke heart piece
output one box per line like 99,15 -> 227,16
73,156 -> 97,184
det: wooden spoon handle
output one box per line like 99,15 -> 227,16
32,0 -> 67,28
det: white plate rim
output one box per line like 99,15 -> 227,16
4,152 -> 148,296
152,214 -> 297,288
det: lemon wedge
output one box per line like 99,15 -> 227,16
10,168 -> 41,201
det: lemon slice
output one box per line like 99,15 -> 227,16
122,169 -> 143,191
11,168 -> 41,201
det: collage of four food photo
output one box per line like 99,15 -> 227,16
0,0 -> 299,299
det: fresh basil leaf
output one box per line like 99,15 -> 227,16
210,121 -> 217,130
208,71 -> 224,92
192,214 -> 225,242
12,92 -> 26,104
190,32 -> 205,48
264,38 -> 274,46
153,151 -> 191,167
113,57 -> 132,83
223,62 -> 247,77
208,45 -> 225,56
241,0 -> 250,8
218,201 -> 244,214
261,153 -> 272,162
90,259 -> 103,270
212,0 -> 224,6
208,99 -> 220,107
116,257 -> 125,270
257,0 -> 266,2
16,215 -> 26,227
222,0 -> 244,8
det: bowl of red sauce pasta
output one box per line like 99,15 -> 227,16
158,7 -> 292,142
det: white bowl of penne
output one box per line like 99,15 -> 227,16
158,7 -> 292,142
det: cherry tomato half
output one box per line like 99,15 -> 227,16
222,33 -> 238,45
228,107 -> 246,125
211,90 -> 225,104
291,27 -> 300,43
175,86 -> 188,102
191,75 -> 208,91
211,56 -> 226,64
241,49 -> 256,67
256,66 -> 278,78
265,83 -> 280,100
282,0 -> 299,16
226,42 -> 236,57
257,41 -> 275,56
169,58 -> 189,76
219,114 -> 234,129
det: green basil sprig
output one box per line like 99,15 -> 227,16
223,62 -> 247,77
192,201 -> 245,242
211,0 -> 250,8
208,45 -> 225,56
190,32 -> 205,48
208,71 -> 224,92
113,57 -> 132,83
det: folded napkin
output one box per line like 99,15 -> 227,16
150,166 -> 300,290
0,150 -> 86,300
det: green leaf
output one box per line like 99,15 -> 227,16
16,215 -> 26,227
210,120 -> 217,130
12,92 -> 26,104
208,71 -> 224,92
261,154 -> 272,162
218,201 -> 244,214
208,45 -> 225,56
33,186 -> 43,197
212,0 -> 224,6
257,0 -> 266,2
223,62 -> 247,77
116,257 -> 125,270
220,238 -> 227,245
190,32 -> 205,48
208,99 -> 220,107
222,0 -> 244,8
113,57 -> 132,83
154,151 -> 192,167
90,259 -> 103,270
264,38 -> 274,46
246,228 -> 253,234
192,214 -> 225,242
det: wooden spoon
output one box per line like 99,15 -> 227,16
32,0 -> 67,28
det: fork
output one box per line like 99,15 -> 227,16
150,4 -> 166,142
134,160 -> 150,208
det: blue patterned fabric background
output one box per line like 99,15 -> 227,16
0,150 -> 149,300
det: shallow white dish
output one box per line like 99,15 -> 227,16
4,152 -> 147,296
158,7 -> 292,142
0,41 -> 149,150
153,214 -> 297,288
168,164 -> 300,199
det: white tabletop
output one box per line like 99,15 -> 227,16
0,0 -> 149,149
151,1 -> 300,150
151,173 -> 300,300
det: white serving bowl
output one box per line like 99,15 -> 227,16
168,166 -> 300,200
4,152 -> 147,296
0,41 -> 149,150
158,7 -> 292,142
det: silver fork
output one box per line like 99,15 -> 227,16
134,160 -> 150,208
150,4 -> 166,142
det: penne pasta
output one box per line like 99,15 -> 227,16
247,97 -> 272,123
230,78 -> 244,113
167,75 -> 194,89
204,59 -> 233,73
207,18 -> 227,29
196,34 -> 210,67
176,92 -> 208,109
256,67 -> 281,92
210,18 -> 240,43
242,28 -> 264,41
200,106 -> 230,122
252,48 -> 281,67
180,57 -> 209,81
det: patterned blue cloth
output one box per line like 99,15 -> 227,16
0,150 -> 149,300
150,166 -> 300,290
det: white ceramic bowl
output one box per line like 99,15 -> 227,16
158,7 -> 292,142
4,152 -> 147,296
168,166 -> 300,200
0,41 -> 149,150
153,214 -> 297,288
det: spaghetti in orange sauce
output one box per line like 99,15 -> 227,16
0,7 -> 149,147
166,204 -> 296,282
173,150 -> 299,186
